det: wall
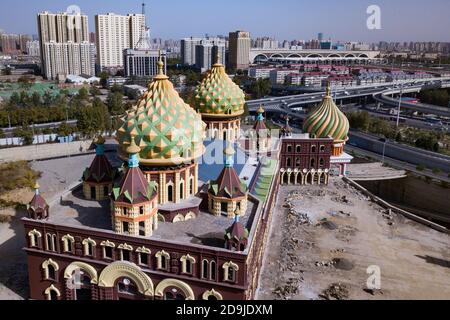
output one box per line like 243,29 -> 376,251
0,140 -> 93,162
358,176 -> 450,222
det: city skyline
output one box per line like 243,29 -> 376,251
0,0 -> 449,42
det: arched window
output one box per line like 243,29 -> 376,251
28,229 -> 42,248
118,243 -> 133,262
311,145 -> 317,153
202,259 -> 209,279
296,145 -> 301,153
156,250 -> 170,271
44,285 -> 61,300
42,259 -> 59,281
320,145 -> 325,152
295,158 -> 301,167
189,177 -> 194,195
46,233 -> 57,252
310,158 -> 315,168
210,261 -> 216,281
179,181 -> 184,199
222,261 -> 239,283
82,238 -> 96,257
286,157 -> 291,167
287,145 -> 292,153
180,254 -> 196,275
136,246 -> 151,266
167,184 -> 174,202
319,158 -> 325,167
62,234 -> 75,253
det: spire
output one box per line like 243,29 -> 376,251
153,50 -> 168,80
325,81 -> 331,97
224,143 -> 235,168
213,51 -> 222,66
95,135 -> 105,155
257,105 -> 265,121
34,182 -> 40,195
135,2 -> 151,50
127,138 -> 141,168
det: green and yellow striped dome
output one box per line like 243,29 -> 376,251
194,56 -> 245,118
303,86 -> 349,142
116,58 -> 206,166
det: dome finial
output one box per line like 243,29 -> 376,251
33,182 -> 40,195
214,51 -> 221,65
224,143 -> 235,167
325,81 -> 331,97
157,49 -> 164,75
126,137 -> 141,168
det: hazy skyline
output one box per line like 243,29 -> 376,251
0,0 -> 449,42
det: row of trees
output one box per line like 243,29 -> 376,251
347,111 -> 446,152
419,89 -> 450,107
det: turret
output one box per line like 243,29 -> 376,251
27,182 -> 49,220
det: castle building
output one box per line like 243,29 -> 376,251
194,54 -> 246,141
302,84 -> 353,175
111,139 -> 159,237
280,116 -> 293,138
27,183 -> 49,220
225,212 -> 249,252
116,54 -> 206,207
208,145 -> 248,218
82,136 -> 116,201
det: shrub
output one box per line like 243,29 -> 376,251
416,165 -> 425,171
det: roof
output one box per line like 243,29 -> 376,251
112,166 -> 156,205
83,141 -> 115,183
209,166 -> 247,199
225,217 -> 249,241
28,187 -> 48,212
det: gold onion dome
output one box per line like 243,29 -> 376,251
303,84 -> 349,142
194,54 -> 246,117
116,52 -> 206,165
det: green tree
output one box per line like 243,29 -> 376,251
31,92 -> 41,107
250,79 -> 271,99
78,87 -> 89,100
13,126 -> 33,145
90,86 -> 101,97
107,92 -> 124,115
57,122 -> 73,136
99,71 -> 109,88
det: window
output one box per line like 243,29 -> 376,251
189,177 -> 194,195
42,259 -> 59,281
296,158 -> 301,167
202,259 -> 209,279
46,233 -> 57,252
179,182 -> 184,199
82,238 -> 96,257
123,207 -> 129,216
104,186 -> 109,197
62,235 -> 75,253
123,221 -> 129,234
287,145 -> 292,153
167,184 -> 174,202
210,261 -> 216,281
296,145 -> 301,153
118,243 -> 133,262
44,285 -> 61,301
180,255 -> 196,275
136,246 -> 151,266
310,158 -> 316,168
222,261 -> 239,283
311,145 -> 317,153
320,145 -> 325,152
139,221 -> 145,236
28,229 -> 42,248
286,157 -> 291,167
104,246 -> 113,259
139,206 -> 145,215
156,250 -> 170,271
319,158 -> 325,167
139,253 -> 148,265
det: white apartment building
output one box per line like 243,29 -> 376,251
37,11 -> 90,79
195,43 -> 226,72
95,13 -> 145,70
26,40 -> 41,56
43,41 -> 94,80
181,37 -> 226,67
248,67 -> 274,79
269,69 -> 298,84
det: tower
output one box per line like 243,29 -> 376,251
27,183 -> 49,220
82,136 -> 116,201
280,115 -> 293,138
116,52 -> 206,205
208,144 -> 248,218
225,210 -> 249,252
194,53 -> 246,141
251,105 -> 272,153
111,139 -> 158,236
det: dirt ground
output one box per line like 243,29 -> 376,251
256,177 -> 450,300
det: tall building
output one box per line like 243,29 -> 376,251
181,37 -> 202,65
228,31 -> 250,70
42,41 -> 94,79
26,40 -> 41,56
195,43 -> 226,72
318,32 -> 324,42
37,11 -> 91,79
95,13 -> 145,70
0,34 -> 20,54
124,49 -> 166,78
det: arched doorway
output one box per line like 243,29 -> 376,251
154,279 -> 195,300
116,277 -> 143,300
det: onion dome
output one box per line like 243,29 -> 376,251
116,53 -> 206,166
82,136 -> 116,183
303,84 -> 349,142
112,139 -> 157,204
27,182 -> 49,220
209,144 -> 247,199
194,53 -> 246,117
225,210 -> 249,251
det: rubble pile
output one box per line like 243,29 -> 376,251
273,277 -> 302,299
319,283 -> 350,300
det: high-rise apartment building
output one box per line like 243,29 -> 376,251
26,40 -> 41,56
195,43 -> 226,72
228,31 -> 250,70
95,13 -> 145,70
181,37 -> 226,67
42,41 -> 94,80
37,11 -> 91,79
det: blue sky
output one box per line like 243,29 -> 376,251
0,0 -> 449,42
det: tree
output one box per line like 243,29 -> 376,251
250,79 -> 271,99
31,92 -> 41,107
13,126 -> 33,145
57,122 -> 73,136
99,71 -> 109,88
90,86 -> 101,97
107,92 -> 124,115
78,87 -> 89,100
0,128 -> 5,138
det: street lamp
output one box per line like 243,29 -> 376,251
380,137 -> 387,164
